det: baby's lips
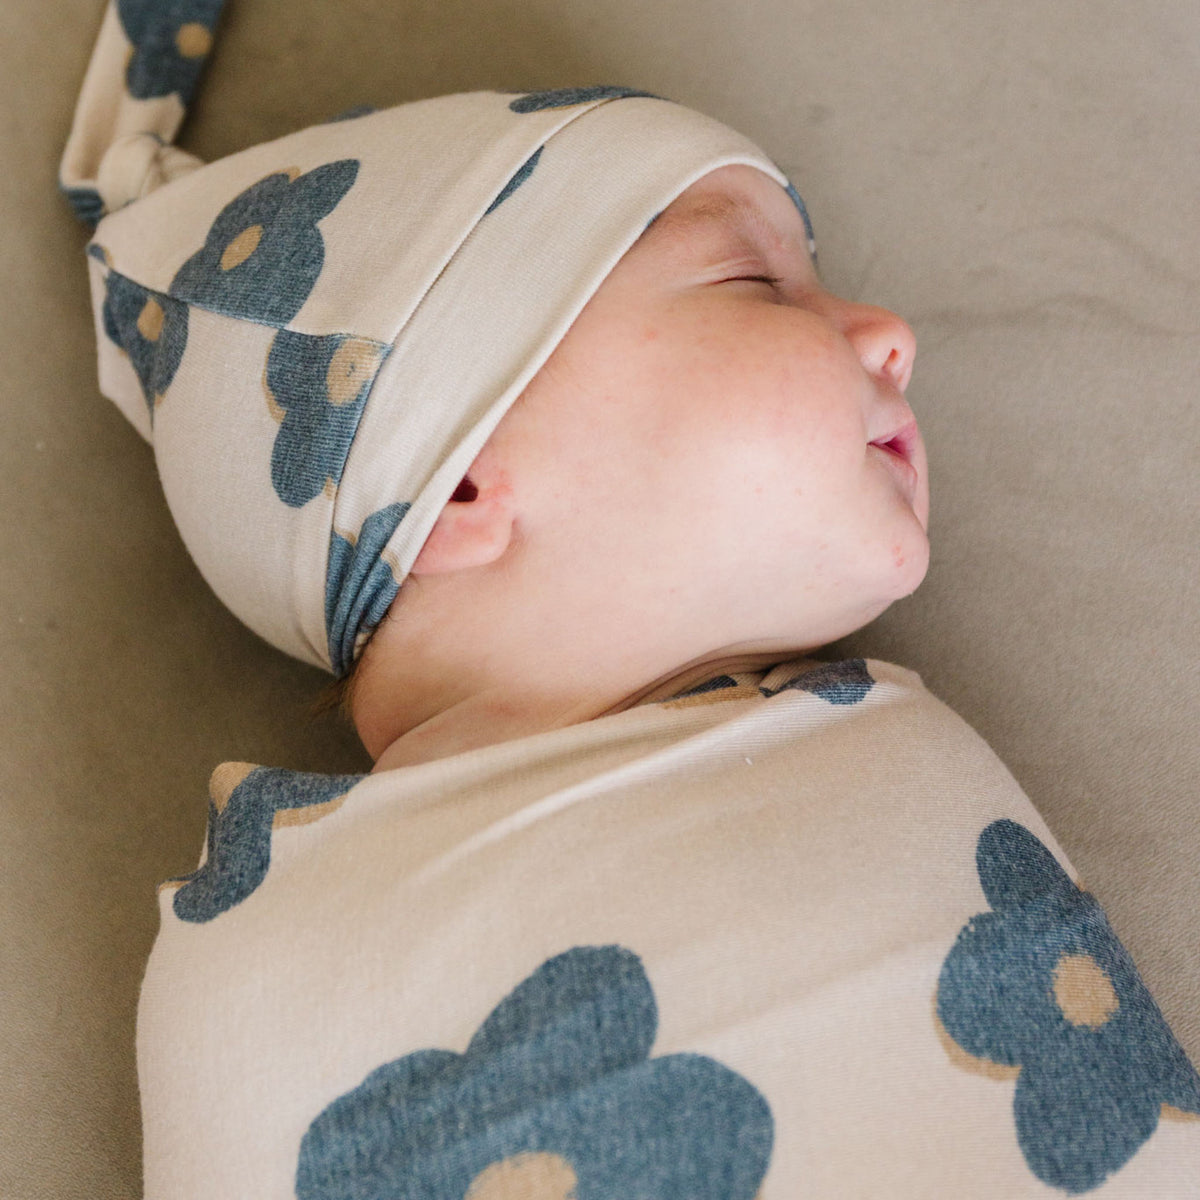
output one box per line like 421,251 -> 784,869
889,419 -> 922,466
869,416 -> 920,466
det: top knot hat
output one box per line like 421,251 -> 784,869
59,0 -> 818,677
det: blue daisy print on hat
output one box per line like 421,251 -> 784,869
265,330 -> 391,507
507,85 -> 667,112
781,179 -> 816,249
160,762 -> 366,922
323,104 -> 379,124
761,658 -> 875,705
166,161 -> 393,519
295,945 -> 774,1199
936,819 -> 1200,1193
118,0 -> 226,103
773,170 -> 818,271
63,182 -> 106,230
325,503 -> 411,677
169,160 -> 360,325
484,147 -> 543,216
98,266 -> 188,421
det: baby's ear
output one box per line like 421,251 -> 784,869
409,452 -> 517,576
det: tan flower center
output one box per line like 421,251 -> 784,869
464,1151 -> 578,1200
1053,952 -> 1119,1028
220,225 -> 263,272
207,762 -> 257,814
175,23 -> 213,58
326,337 -> 384,406
136,296 -> 164,342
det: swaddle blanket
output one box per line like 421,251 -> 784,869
137,658 -> 1200,1198
58,0 -> 814,676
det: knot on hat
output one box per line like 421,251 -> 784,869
96,131 -> 205,216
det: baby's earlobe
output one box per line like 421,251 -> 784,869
409,467 -> 515,576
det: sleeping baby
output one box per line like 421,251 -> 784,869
59,1 -> 1200,1196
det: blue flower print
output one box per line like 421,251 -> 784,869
760,658 -> 874,704
118,0 -> 227,102
673,674 -> 741,698
936,819 -> 1200,1193
165,161 -> 368,505
325,503 -> 411,677
168,160 -> 360,326
324,104 -> 379,123
657,673 -> 765,712
265,330 -> 391,507
659,659 -> 875,710
507,85 -> 667,113
484,147 -> 543,216
776,174 -> 818,271
62,182 -> 106,230
98,266 -> 189,421
163,762 -> 365,922
296,945 -> 774,1199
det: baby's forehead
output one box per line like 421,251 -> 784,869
640,166 -> 817,267
647,183 -> 764,238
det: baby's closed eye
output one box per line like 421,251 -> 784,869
725,274 -> 783,287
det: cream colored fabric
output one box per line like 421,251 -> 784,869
137,659 -> 1200,1197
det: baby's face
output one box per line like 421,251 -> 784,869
473,162 -> 930,660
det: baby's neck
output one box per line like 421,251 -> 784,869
367,650 -> 817,774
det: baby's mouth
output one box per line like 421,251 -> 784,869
869,419 -> 919,466
868,418 -> 922,505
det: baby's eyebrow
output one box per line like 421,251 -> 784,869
642,193 -> 775,253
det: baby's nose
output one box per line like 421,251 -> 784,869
838,301 -> 917,392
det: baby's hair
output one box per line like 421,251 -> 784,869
307,652 -> 364,723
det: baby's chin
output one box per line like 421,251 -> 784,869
858,523 -> 932,624
898,523 -> 932,596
